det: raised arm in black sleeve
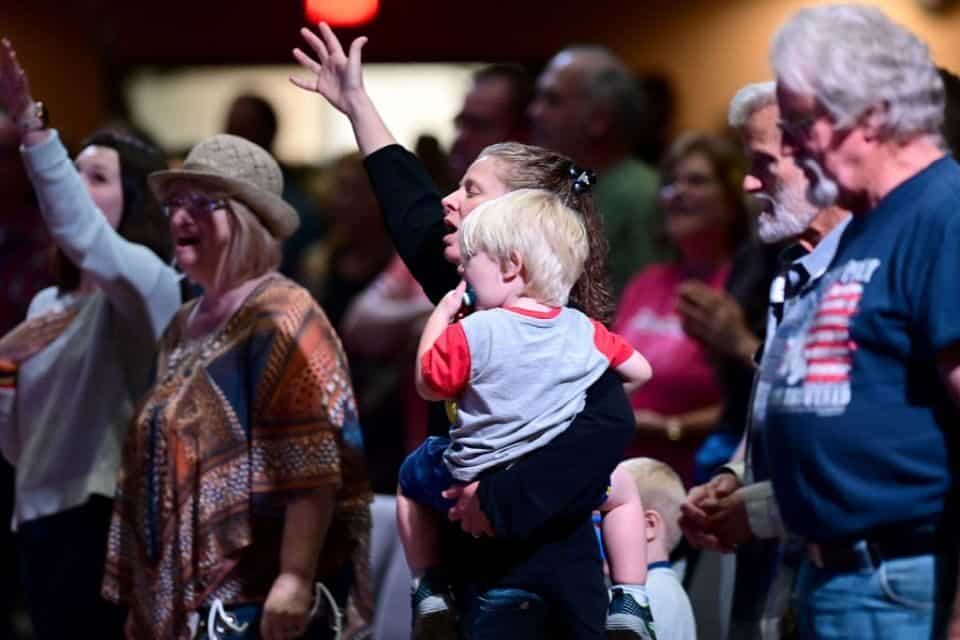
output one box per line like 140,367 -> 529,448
363,144 -> 458,304
477,368 -> 634,540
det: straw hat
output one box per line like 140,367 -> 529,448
149,134 -> 299,239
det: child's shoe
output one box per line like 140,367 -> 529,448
411,575 -> 457,640
606,585 -> 657,640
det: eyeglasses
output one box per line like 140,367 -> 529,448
162,194 -> 228,217
776,113 -> 819,142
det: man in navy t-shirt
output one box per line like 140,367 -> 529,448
766,5 -> 960,639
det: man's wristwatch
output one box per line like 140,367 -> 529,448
16,100 -> 48,134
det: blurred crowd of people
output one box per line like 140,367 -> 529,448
0,2 -> 959,639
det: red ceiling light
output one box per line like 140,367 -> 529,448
304,0 -> 380,28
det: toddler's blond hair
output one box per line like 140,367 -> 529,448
459,188 -> 588,307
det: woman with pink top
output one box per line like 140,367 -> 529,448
613,132 -> 751,486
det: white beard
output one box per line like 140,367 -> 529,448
801,156 -> 840,208
754,186 -> 819,244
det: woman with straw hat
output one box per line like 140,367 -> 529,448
103,133 -> 372,640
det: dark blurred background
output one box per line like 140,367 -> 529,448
4,0 -> 960,151
2,1 -> 960,638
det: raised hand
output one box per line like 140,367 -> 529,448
290,22 -> 367,115
0,38 -> 34,124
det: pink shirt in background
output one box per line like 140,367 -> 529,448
612,262 -> 730,485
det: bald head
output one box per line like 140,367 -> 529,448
553,46 -> 629,78
529,46 -> 645,163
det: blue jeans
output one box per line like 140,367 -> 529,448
794,550 -> 939,639
460,587 -> 548,640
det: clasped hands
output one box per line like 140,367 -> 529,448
679,472 -> 752,553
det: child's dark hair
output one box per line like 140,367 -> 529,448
477,142 -> 614,324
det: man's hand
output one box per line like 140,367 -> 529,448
677,281 -> 759,368
443,482 -> 494,538
680,472 -> 741,552
707,488 -> 753,549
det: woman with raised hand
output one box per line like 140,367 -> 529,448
0,38 -> 181,639
291,24 -> 643,640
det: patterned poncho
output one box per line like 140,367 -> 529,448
103,274 -> 371,639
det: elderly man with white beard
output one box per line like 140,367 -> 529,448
679,80 -> 849,640
753,5 -> 960,639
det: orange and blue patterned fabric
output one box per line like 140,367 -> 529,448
104,274 -> 371,640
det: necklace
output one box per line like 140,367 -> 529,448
161,274 -> 277,383
162,303 -> 228,382
163,331 -> 225,380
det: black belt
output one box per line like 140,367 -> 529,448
807,529 -> 941,571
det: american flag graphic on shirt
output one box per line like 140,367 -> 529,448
769,258 -> 880,415
803,282 -> 861,384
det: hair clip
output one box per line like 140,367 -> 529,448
568,165 -> 597,195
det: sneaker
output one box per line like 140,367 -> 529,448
606,587 -> 657,640
411,578 -> 457,640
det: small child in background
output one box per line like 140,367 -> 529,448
618,458 -> 697,640
398,188 -> 657,640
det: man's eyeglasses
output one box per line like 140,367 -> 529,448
162,194 -> 228,217
776,113 -> 819,141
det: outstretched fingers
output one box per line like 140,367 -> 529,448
0,38 -> 30,116
299,26 -> 329,63
346,36 -> 368,80
317,22 -> 345,59
0,38 -> 19,83
290,47 -> 321,91
293,48 -> 322,74
0,37 -> 13,64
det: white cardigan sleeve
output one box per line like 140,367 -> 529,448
20,131 -> 181,341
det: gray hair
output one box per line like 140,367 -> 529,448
564,46 -> 648,146
728,81 -> 777,130
771,4 -> 943,140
